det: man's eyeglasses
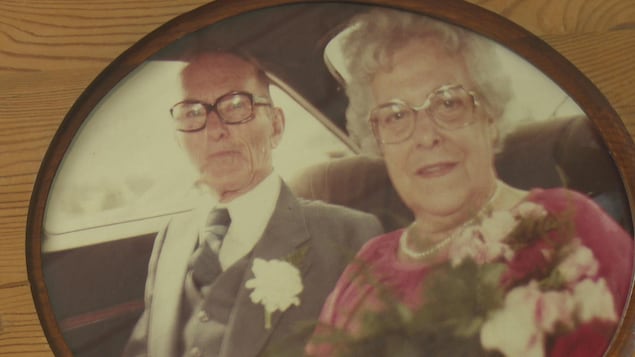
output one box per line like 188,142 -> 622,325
170,91 -> 272,132
369,84 -> 480,145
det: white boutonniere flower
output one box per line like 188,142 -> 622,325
245,258 -> 303,329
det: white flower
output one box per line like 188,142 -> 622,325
449,211 -> 516,267
572,278 -> 617,323
514,202 -> 548,220
245,258 -> 303,329
480,210 -> 518,243
556,242 -> 599,285
449,227 -> 483,267
481,283 -> 545,357
481,281 -> 575,357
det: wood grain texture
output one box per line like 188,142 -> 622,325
1,0 -> 634,355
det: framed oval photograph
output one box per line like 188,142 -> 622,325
23,0 -> 634,356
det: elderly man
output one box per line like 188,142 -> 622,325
122,51 -> 382,357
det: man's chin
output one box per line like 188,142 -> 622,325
198,174 -> 251,195
200,164 -> 245,182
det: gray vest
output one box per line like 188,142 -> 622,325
180,255 -> 251,357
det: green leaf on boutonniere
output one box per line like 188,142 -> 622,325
284,243 -> 310,270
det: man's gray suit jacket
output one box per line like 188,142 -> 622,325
122,183 -> 383,357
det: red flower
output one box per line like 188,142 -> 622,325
550,320 -> 614,357
501,240 -> 555,289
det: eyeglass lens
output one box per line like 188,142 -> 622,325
372,86 -> 475,144
171,93 -> 255,132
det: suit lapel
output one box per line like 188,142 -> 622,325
148,211 -> 200,357
221,184 -> 313,357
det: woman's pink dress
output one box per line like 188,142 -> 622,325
307,188 -> 633,356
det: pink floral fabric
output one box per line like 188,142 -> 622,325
307,188 -> 633,356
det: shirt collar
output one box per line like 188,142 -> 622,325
193,173 -> 281,221
222,172 -> 281,225
205,173 -> 282,269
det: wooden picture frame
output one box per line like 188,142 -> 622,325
18,0 -> 635,356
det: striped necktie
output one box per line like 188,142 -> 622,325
189,208 -> 231,289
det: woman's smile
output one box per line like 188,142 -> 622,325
415,161 -> 458,178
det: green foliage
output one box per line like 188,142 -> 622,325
505,213 -> 566,251
323,261 -> 508,357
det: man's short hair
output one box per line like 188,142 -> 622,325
181,48 -> 272,97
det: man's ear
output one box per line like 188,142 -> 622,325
487,116 -> 499,145
270,107 -> 285,148
174,131 -> 184,149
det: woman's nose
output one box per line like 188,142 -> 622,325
412,111 -> 442,148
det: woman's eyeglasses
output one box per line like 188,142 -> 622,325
370,84 -> 479,144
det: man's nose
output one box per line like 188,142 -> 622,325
205,111 -> 228,140
412,110 -> 442,148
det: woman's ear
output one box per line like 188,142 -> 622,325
376,139 -> 386,157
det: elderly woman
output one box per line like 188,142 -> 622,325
306,8 -> 633,357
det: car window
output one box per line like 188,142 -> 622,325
43,60 -> 353,249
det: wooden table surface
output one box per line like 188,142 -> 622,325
1,0 -> 633,355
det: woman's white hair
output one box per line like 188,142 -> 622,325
340,8 -> 512,155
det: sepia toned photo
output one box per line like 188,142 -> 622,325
30,2 -> 634,357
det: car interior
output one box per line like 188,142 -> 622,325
40,3 -> 632,357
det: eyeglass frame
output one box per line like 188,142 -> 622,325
369,84 -> 481,145
169,91 -> 273,132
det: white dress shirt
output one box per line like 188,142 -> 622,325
192,174 -> 282,270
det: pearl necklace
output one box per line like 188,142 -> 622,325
399,225 -> 461,259
399,184 -> 500,260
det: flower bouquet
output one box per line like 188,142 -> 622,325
315,202 -> 620,357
